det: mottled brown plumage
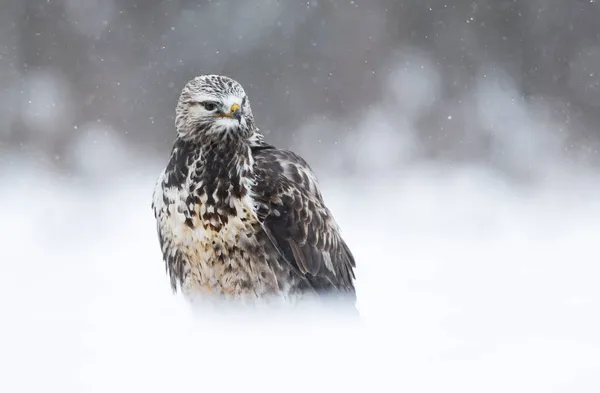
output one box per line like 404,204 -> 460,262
151,75 -> 356,306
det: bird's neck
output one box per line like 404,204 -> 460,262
172,131 -> 253,200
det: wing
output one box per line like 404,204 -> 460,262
251,144 -> 356,296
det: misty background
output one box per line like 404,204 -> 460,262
3,0 -> 600,176
1,1 -> 600,392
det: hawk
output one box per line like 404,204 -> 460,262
151,75 -> 356,307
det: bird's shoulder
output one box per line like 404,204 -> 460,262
250,142 -> 323,200
152,141 -> 193,211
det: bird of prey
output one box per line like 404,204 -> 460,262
151,75 -> 356,307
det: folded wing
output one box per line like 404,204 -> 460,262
251,145 -> 356,296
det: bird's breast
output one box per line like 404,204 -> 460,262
155,182 -> 278,297
164,190 -> 258,255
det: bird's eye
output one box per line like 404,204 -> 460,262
202,102 -> 217,111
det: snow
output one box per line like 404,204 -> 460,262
4,2 -> 600,390
1,160 -> 599,392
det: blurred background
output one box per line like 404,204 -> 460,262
3,0 -> 600,178
2,1 -> 600,392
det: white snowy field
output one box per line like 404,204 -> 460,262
1,160 -> 599,393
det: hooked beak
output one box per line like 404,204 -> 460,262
215,103 -> 241,121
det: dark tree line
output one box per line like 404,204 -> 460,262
2,0 -> 600,172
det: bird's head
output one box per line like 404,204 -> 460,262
175,74 -> 256,140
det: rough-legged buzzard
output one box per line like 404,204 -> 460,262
151,75 -> 356,306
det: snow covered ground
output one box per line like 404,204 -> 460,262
1,158 -> 599,393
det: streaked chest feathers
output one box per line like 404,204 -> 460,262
153,142 -> 279,298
